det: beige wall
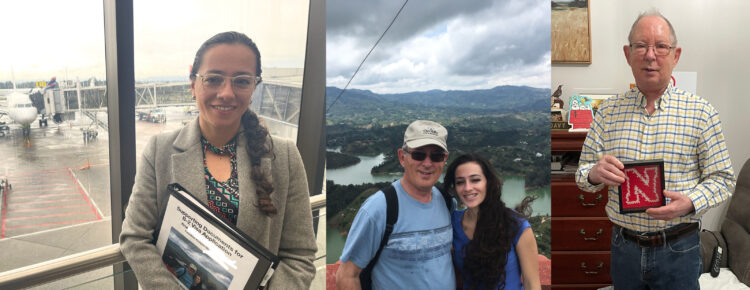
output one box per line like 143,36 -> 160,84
552,0 -> 750,229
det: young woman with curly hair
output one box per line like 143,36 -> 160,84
444,153 -> 541,290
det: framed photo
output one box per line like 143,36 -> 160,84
618,160 -> 666,213
551,110 -> 565,122
579,94 -> 615,116
551,0 -> 591,64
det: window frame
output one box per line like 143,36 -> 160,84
102,0 -> 325,288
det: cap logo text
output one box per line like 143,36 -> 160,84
423,127 -> 438,136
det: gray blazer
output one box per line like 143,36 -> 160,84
120,118 -> 316,289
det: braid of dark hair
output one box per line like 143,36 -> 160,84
241,109 -> 277,216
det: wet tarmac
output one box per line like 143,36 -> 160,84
0,108 -> 193,273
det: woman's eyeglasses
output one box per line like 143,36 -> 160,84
195,73 -> 261,95
404,148 -> 447,162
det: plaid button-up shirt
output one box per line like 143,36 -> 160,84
576,84 -> 736,232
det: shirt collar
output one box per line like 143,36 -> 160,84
636,83 -> 672,111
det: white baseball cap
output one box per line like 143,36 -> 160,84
403,120 -> 448,152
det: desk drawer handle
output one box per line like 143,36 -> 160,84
580,262 -> 604,275
578,193 -> 602,207
579,228 -> 604,241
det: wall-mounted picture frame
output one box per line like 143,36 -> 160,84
551,0 -> 591,64
618,160 -> 666,214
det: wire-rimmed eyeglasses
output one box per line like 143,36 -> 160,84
629,43 -> 675,56
195,73 -> 261,94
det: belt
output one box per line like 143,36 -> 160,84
618,223 -> 699,248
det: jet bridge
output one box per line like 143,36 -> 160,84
43,89 -> 76,124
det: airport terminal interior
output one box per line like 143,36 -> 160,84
0,0 -> 325,289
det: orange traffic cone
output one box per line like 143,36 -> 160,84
81,160 -> 91,170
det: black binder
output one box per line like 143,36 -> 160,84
156,183 -> 280,289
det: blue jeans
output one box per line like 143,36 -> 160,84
610,225 -> 701,290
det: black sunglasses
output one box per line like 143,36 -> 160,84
404,148 -> 446,162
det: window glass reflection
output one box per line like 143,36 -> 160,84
133,0 -> 309,150
0,0 -> 110,273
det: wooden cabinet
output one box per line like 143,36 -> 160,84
551,131 -> 612,288
551,218 -> 611,251
550,179 -> 607,217
552,252 -> 611,284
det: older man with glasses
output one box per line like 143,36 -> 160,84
337,120 -> 455,289
575,11 -> 736,289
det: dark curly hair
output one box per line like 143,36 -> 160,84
189,31 -> 277,216
443,153 -> 535,289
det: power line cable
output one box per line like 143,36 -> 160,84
326,0 -> 409,113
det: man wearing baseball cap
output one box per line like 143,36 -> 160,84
337,120 -> 455,289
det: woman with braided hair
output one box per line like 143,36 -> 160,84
443,153 -> 541,290
120,31 -> 316,289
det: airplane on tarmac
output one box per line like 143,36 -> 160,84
0,88 -> 48,140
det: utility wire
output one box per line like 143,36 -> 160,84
326,0 -> 409,113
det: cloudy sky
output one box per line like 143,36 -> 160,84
0,0 -> 308,82
327,0 -> 550,93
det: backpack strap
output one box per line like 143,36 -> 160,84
177,267 -> 188,279
381,184 -> 399,248
359,184 -> 398,289
436,186 -> 454,212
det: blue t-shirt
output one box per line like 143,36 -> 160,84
452,208 -> 530,290
174,267 -> 194,289
339,179 -> 455,289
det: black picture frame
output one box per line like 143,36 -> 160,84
618,160 -> 666,214
158,183 -> 280,289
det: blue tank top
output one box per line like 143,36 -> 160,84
452,208 -> 530,289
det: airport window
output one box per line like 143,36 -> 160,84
0,0 -> 325,288
0,0 -> 111,274
133,1 -> 309,147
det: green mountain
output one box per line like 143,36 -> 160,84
326,85 -> 549,124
